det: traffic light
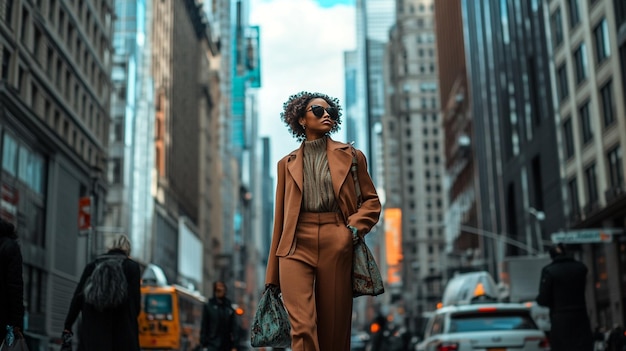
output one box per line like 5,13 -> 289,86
370,322 -> 380,333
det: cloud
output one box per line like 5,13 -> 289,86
250,0 -> 355,169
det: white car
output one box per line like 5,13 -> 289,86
416,303 -> 550,351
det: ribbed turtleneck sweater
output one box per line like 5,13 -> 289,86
301,137 -> 339,213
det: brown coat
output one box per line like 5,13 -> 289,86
265,137 -> 381,286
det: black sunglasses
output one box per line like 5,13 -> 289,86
307,105 -> 339,121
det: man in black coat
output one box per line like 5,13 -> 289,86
200,281 -> 239,351
536,243 -> 593,351
63,234 -> 141,351
0,219 -> 24,341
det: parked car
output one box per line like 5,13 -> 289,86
415,302 -> 550,351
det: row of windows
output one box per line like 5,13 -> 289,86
3,0 -> 110,96
1,52 -> 102,165
561,78 -> 616,158
553,15 -> 611,97
1,133 -> 45,195
398,2 -> 434,15
567,144 -> 624,216
34,0 -> 109,62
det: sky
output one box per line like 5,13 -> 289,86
249,0 -> 356,174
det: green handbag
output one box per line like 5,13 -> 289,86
250,285 -> 291,348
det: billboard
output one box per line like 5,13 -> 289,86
384,208 -> 402,285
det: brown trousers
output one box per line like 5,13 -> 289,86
279,212 -> 353,351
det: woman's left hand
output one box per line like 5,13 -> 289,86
348,225 -> 363,244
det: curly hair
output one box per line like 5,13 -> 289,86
281,91 -> 342,142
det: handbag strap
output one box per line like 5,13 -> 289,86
350,145 -> 362,207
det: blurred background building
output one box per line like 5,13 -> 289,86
0,0 -> 114,347
1,0 -> 626,348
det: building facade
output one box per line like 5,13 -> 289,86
384,0 -> 446,332
0,0 -> 113,347
546,0 -> 626,329
107,0 -> 155,264
461,0 -> 566,275
149,0 -> 221,292
434,0 -> 479,273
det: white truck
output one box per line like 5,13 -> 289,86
501,255 -> 552,332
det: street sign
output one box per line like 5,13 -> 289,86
78,196 -> 92,233
551,229 -> 623,244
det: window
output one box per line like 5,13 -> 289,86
557,64 -> 568,100
551,9 -> 564,47
17,145 -> 44,194
24,266 -> 46,315
46,47 -> 53,76
617,0 -> 626,26
585,163 -> 599,205
449,313 -> 537,332
579,101 -> 593,144
600,80 -> 615,127
110,158 -> 122,184
111,118 -> 124,141
2,133 -> 18,176
574,43 -> 588,83
33,29 -> 42,61
593,19 -> 611,64
607,146 -> 624,188
568,0 -> 580,27
20,9 -> 29,41
621,46 -> 626,104
428,315 -> 445,336
1,49 -> 10,80
563,117 -> 575,159
568,177 -> 580,215
144,294 -> 173,314
4,0 -> 14,25
48,0 -> 56,22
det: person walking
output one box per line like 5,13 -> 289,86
606,325 -> 625,351
264,91 -> 382,351
63,234 -> 141,351
199,281 -> 238,351
536,243 -> 593,351
0,219 -> 25,344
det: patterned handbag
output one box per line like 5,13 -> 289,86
250,285 -> 291,348
350,146 -> 385,297
0,329 -> 30,351
353,237 -> 385,297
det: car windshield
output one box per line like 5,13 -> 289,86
449,311 -> 537,333
144,293 -> 173,314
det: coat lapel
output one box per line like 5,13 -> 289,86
287,144 -> 304,192
327,138 -> 352,200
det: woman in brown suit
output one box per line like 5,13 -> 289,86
265,91 -> 381,351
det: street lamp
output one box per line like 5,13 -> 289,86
527,207 -> 545,253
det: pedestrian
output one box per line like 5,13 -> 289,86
0,219 -> 25,344
594,326 -> 607,351
63,234 -> 141,351
199,281 -> 238,351
536,243 -> 593,351
606,324 -> 625,351
264,91 -> 382,351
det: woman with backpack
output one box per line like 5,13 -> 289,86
63,234 -> 141,351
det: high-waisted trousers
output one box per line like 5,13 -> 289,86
279,212 -> 353,351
